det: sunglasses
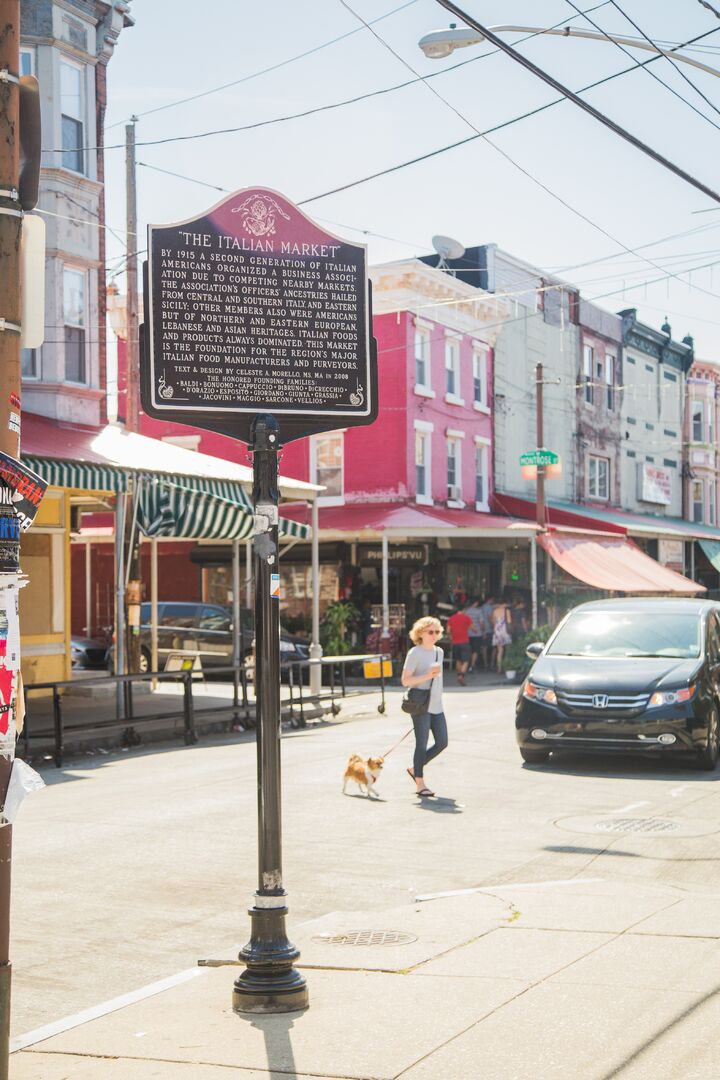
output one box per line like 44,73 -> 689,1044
424,629 -> 442,636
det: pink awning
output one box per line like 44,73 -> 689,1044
538,532 -> 705,594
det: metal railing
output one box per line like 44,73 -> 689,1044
285,653 -> 388,728
20,663 -> 252,768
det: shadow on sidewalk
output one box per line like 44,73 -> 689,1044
243,1011 -> 305,1076
415,796 -> 464,814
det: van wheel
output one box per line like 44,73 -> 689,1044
520,748 -> 550,765
696,709 -> 719,771
138,649 -> 150,675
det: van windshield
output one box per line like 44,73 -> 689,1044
547,611 -> 701,659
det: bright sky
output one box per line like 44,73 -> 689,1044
102,0 -> 720,358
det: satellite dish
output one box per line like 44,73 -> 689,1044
432,234 -> 465,271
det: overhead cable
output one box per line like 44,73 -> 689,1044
434,0 -> 720,204
334,0 -> 720,302
105,0 -> 420,130
568,0 -> 720,122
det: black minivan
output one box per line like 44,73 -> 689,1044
516,598 -> 720,770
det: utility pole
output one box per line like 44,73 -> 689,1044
535,362 -> 546,530
124,118 -> 141,672
125,118 -> 139,432
0,5 -> 21,1075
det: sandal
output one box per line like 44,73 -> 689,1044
416,787 -> 435,797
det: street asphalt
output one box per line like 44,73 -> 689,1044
10,673 -> 720,1077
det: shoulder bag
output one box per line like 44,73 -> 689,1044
401,648 -> 440,716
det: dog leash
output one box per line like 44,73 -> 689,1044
382,727 -> 414,758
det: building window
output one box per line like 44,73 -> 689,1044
61,59 -> 85,175
710,482 -> 717,527
19,48 -> 35,76
588,455 -> 609,500
709,404 -> 715,447
583,344 -> 593,405
414,326 -> 431,390
446,438 -> 462,502
692,479 -> 704,523
445,337 -> 460,398
692,401 -> 704,443
605,354 -> 615,410
415,430 -> 430,501
473,349 -> 488,410
21,348 -> 39,379
475,442 -> 489,509
313,432 -> 343,502
63,267 -> 86,383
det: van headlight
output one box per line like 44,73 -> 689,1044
523,682 -> 557,705
648,685 -> 695,708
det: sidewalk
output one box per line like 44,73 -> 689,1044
13,876 -> 720,1079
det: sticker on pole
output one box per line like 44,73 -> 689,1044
0,451 -> 47,531
271,574 -> 281,599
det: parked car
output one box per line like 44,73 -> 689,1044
71,635 -> 111,670
516,598 -> 720,770
127,602 -> 308,675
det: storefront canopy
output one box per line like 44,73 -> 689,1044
279,500 -> 538,538
538,532 -> 705,594
699,539 -> 720,574
496,492 -> 720,543
22,413 -> 314,540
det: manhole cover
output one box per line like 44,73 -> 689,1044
555,815 -> 718,838
596,818 -> 679,834
311,929 -> 417,947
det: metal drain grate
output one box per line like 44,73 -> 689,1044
312,929 -> 417,947
595,817 -> 680,834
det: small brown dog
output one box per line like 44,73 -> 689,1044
342,753 -> 384,798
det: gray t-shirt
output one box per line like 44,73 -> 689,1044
403,645 -> 444,714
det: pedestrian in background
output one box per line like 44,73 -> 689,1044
447,605 -> 472,685
478,594 -> 495,669
464,597 -> 485,674
491,594 -> 513,674
402,616 -> 447,798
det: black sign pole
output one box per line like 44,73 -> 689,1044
232,414 -> 308,1014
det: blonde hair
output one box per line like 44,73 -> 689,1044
409,616 -> 443,645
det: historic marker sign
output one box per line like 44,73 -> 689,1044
141,187 -> 377,443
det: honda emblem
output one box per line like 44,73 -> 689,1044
592,694 -> 610,709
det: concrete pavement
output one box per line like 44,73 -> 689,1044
10,676 -> 720,1077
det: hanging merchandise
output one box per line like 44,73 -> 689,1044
0,577 -> 28,758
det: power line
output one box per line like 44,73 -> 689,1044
334,0 -> 720,304
698,0 -> 720,19
105,0 -> 420,130
296,26 -> 720,206
434,0 -> 720,204
565,0 -> 720,126
46,4 -> 616,154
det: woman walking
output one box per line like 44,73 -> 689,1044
402,616 -> 448,798
491,595 -> 513,674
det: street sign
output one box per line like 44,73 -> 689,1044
520,449 -> 559,467
141,187 -> 378,444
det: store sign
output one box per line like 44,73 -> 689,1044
638,462 -> 672,506
658,538 -> 684,573
141,186 -> 378,443
358,544 -> 428,566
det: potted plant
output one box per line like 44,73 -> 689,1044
502,625 -> 554,683
320,601 -> 360,656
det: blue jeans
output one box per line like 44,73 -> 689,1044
412,711 -> 448,779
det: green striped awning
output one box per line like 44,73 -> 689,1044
25,456 -> 310,542
24,456 -> 127,494
137,477 -> 309,542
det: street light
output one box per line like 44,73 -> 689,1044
418,23 -> 720,79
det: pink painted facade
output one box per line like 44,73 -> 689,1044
117,307 -> 495,509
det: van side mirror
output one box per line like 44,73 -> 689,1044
526,642 -> 544,660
